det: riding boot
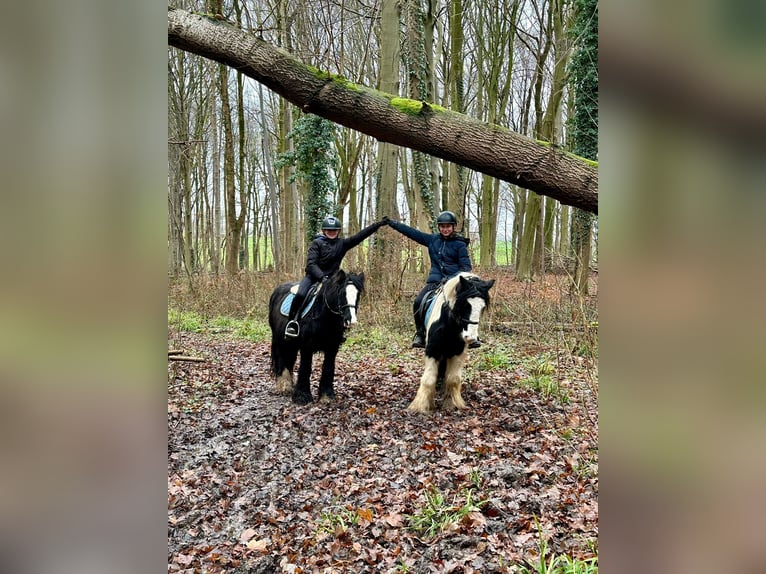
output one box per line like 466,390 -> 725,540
284,294 -> 303,338
411,325 -> 426,348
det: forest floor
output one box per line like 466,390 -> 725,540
168,271 -> 598,573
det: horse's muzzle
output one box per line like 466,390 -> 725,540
462,325 -> 479,344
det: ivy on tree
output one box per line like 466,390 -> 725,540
277,113 -> 339,242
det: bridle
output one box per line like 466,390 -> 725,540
453,309 -> 481,329
448,287 -> 485,329
323,278 -> 359,322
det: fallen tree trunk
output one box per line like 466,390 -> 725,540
167,8 -> 598,214
168,353 -> 205,363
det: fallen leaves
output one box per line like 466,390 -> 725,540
245,537 -> 270,552
168,330 -> 598,572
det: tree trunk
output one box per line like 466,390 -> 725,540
236,70 -> 247,270
474,0 -> 516,267
259,83 -> 280,272
447,0 -> 467,223
209,63 -> 221,275
569,0 -> 598,294
405,0 -> 436,229
219,62 -> 241,276
541,0 -> 570,271
516,192 -> 541,281
514,187 -> 526,269
167,8 -> 598,214
374,0 -> 402,293
167,143 -> 183,278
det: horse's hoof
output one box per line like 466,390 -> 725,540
319,392 -> 335,403
407,401 -> 433,413
441,399 -> 466,410
292,392 -> 313,405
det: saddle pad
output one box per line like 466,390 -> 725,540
279,294 -> 293,315
424,296 -> 437,326
279,290 -> 319,318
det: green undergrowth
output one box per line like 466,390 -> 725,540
168,308 -> 586,400
519,354 -> 570,404
316,505 -> 360,535
405,483 -> 487,538
168,308 -> 270,342
518,519 -> 598,573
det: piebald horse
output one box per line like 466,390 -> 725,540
409,272 -> 495,412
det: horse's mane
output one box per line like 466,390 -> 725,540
325,268 -> 365,294
441,272 -> 480,306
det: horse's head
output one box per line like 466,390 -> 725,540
448,273 -> 495,345
329,270 -> 365,329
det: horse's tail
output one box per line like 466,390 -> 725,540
268,284 -> 291,377
269,322 -> 279,377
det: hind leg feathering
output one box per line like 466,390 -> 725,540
275,369 -> 293,394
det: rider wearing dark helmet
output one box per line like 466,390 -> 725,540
284,215 -> 385,338
384,210 -> 474,348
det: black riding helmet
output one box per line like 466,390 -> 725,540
321,216 -> 342,230
436,210 -> 458,225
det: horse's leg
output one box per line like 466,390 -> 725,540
442,352 -> 467,410
408,357 -> 439,413
318,347 -> 338,402
292,348 -> 314,405
274,343 -> 297,395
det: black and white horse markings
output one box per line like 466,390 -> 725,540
268,269 -> 364,405
409,272 -> 495,413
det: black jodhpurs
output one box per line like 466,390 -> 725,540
288,276 -> 315,318
413,282 -> 440,331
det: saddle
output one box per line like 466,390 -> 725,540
417,285 -> 442,326
279,281 -> 323,318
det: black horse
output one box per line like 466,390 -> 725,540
268,269 -> 365,405
409,272 -> 495,412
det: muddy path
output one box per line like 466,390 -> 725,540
168,330 -> 597,573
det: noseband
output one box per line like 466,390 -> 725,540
452,310 -> 480,328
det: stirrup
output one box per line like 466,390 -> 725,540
285,320 -> 300,338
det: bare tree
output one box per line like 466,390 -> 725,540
167,8 -> 598,215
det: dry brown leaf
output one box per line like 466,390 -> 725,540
382,513 -> 403,527
174,554 -> 193,565
245,538 -> 270,552
357,507 -> 373,521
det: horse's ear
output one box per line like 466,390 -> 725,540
336,269 -> 346,282
484,279 -> 496,290
459,275 -> 470,288
358,271 -> 365,284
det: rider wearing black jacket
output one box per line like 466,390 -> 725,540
284,215 -> 385,338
